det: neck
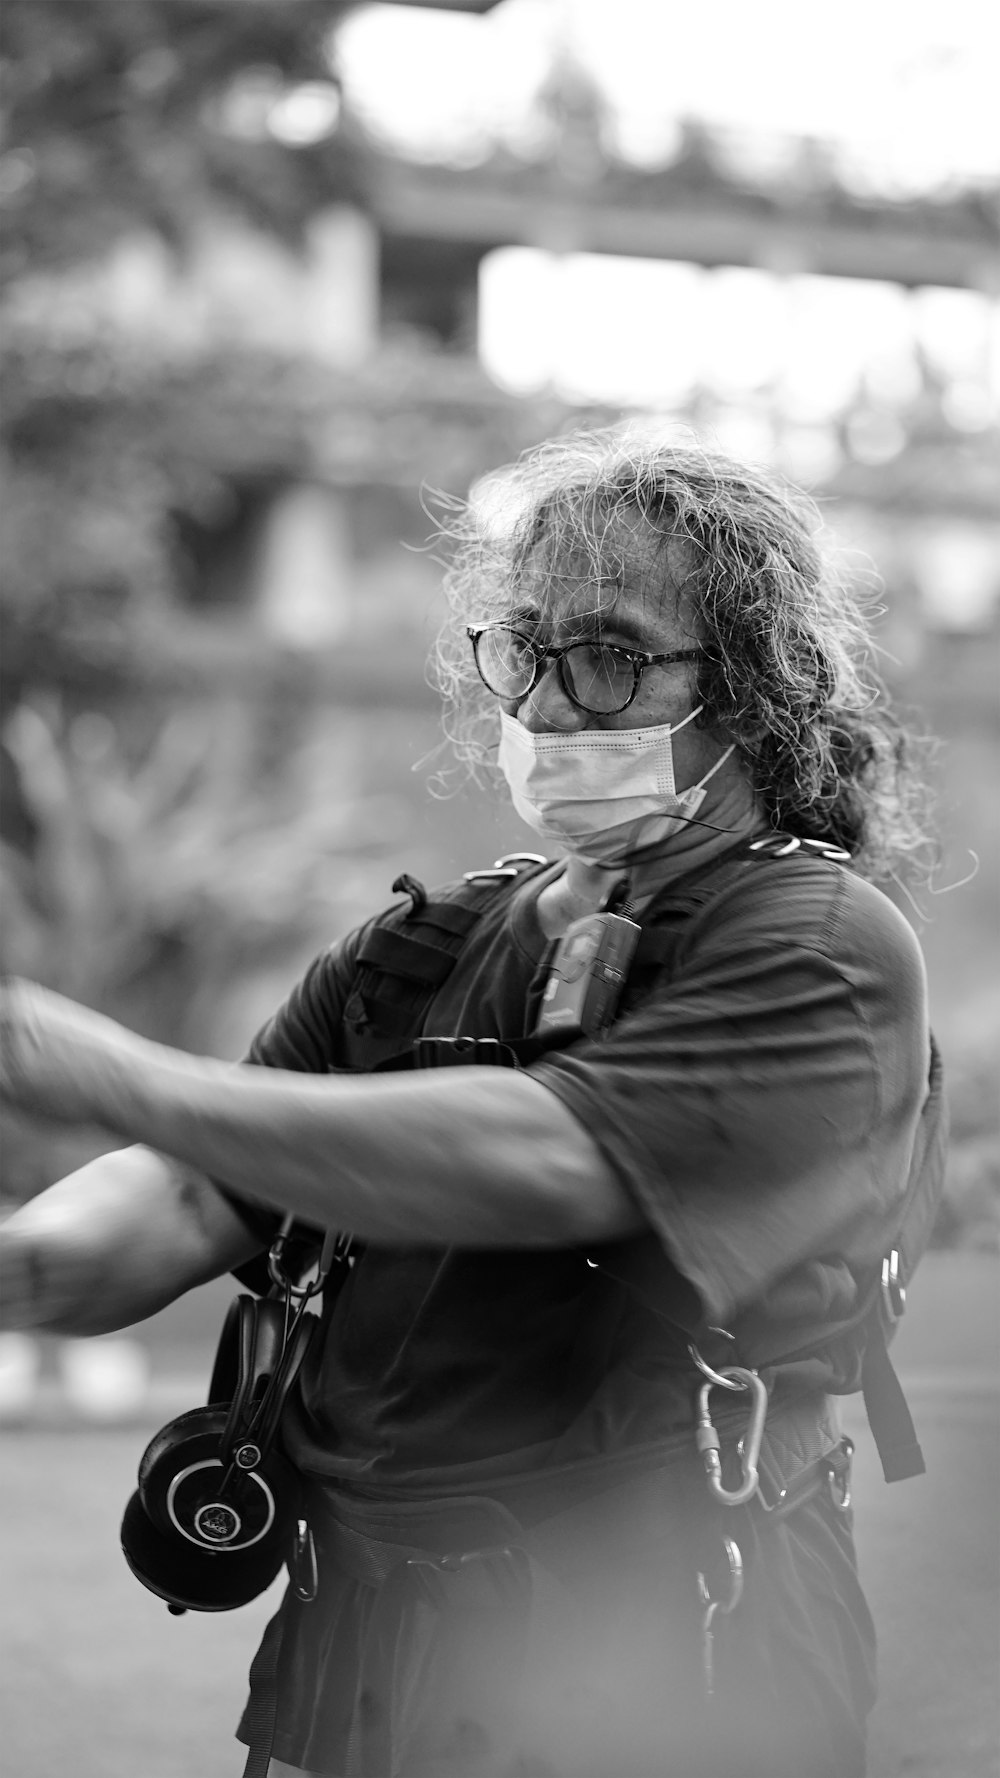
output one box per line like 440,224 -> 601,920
537,766 -> 766,937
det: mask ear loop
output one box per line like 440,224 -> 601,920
685,741 -> 735,796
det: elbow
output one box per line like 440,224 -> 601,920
521,1138 -> 645,1248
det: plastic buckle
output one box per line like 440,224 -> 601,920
413,1036 -> 518,1068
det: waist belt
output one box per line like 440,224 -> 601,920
306,1389 -> 844,1589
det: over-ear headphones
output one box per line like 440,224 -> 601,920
121,1294 -> 316,1613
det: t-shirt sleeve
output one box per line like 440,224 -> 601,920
530,866 -> 930,1325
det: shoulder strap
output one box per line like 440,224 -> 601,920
634,833 -> 854,970
858,1033 -> 948,1480
747,1035 -> 946,1483
632,851 -> 753,971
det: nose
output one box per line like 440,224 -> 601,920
515,658 -> 591,733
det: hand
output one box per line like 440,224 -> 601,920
0,977 -> 136,1128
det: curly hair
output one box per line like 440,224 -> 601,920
430,424 -> 934,885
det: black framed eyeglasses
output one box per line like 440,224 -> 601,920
467,624 -> 704,716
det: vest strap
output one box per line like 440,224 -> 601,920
861,1322 -> 926,1481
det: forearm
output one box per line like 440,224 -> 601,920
0,1145 -> 262,1336
1,982 -> 638,1246
85,1042 -> 637,1245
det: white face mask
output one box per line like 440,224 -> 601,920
497,709 -> 735,867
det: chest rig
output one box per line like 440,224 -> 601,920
342,844 -> 759,1067
328,837 -> 945,1490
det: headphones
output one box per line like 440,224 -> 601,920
120,1293 -> 317,1613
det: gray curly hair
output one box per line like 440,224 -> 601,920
430,425 -> 933,884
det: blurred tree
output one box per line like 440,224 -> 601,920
0,320 -> 574,705
0,690 -> 408,1202
0,695 -> 389,1033
0,327 -> 309,700
0,0 -> 361,289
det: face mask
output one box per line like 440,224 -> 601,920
497,709 -> 734,867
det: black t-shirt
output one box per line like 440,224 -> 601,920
233,853 -> 933,1493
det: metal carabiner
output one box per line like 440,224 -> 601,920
826,1436 -> 854,1514
696,1535 -> 744,1699
695,1366 -> 769,1507
268,1218 -> 352,1300
290,1519 -> 319,1603
697,1534 -> 744,1620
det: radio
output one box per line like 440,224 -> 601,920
536,911 -> 640,1042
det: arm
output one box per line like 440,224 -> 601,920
0,1143 -> 264,1335
1,982 -> 643,1251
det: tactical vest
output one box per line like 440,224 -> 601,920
264,839 -> 947,1485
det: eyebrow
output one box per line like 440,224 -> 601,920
594,613 -> 648,646
508,608 -> 658,649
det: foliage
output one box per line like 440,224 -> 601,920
0,0 -> 361,288
0,691 -> 407,1203
0,312 -> 601,702
0,322 -> 307,695
0,694 -> 388,1034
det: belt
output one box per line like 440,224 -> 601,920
305,1388 -> 845,1588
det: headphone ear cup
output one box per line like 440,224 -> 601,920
137,1406 -> 231,1538
120,1490 -> 288,1612
136,1405 -> 300,1556
123,1292 -> 311,1611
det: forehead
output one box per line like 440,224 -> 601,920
516,505 -> 698,641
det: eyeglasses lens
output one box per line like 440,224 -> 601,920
475,629 -> 634,713
561,644 -> 631,713
476,628 -> 535,698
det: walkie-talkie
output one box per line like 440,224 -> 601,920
535,911 -> 640,1041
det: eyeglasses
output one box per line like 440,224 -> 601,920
467,624 -> 704,716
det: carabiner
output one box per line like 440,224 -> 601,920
268,1218 -> 352,1299
696,1535 -> 744,1700
291,1519 -> 318,1603
697,1534 -> 744,1617
826,1436 -> 854,1514
695,1366 -> 769,1507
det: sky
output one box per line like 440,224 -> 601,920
326,1 -> 1000,450
335,0 -> 1000,192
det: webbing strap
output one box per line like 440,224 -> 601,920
861,1323 -> 926,1482
240,1612 -> 284,1778
632,926 -> 689,969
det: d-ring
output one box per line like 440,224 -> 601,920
689,1343 -> 744,1391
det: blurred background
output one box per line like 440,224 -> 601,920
0,3 -> 997,1773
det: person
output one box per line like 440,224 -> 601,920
0,428 -> 942,1778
